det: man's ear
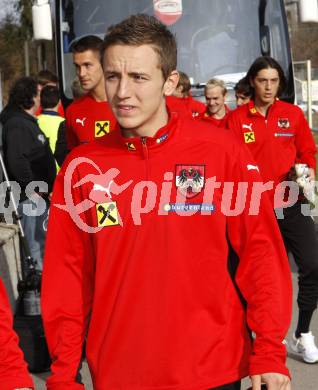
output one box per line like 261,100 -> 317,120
163,70 -> 179,96
249,77 -> 255,88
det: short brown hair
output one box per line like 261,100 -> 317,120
102,14 -> 177,80
177,71 -> 191,96
37,69 -> 58,87
71,35 -> 103,55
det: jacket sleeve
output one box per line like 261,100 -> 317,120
65,107 -> 79,151
0,278 -> 34,390
294,107 -> 317,170
225,109 -> 241,135
41,160 -> 95,390
4,123 -> 34,187
54,121 -> 69,167
225,140 -> 292,377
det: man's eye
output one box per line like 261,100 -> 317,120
134,75 -> 146,81
106,74 -> 116,81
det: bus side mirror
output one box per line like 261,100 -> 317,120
260,25 -> 270,56
32,0 -> 53,40
299,0 -> 318,23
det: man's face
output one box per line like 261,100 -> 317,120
73,50 -> 104,92
205,86 -> 226,117
103,44 -> 177,136
251,67 -> 280,105
235,93 -> 250,107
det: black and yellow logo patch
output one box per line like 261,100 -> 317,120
96,201 -> 119,227
126,142 -> 136,151
95,121 -> 110,137
244,131 -> 255,143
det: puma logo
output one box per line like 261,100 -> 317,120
247,164 -> 259,172
76,117 -> 86,126
242,123 -> 253,131
92,181 -> 114,199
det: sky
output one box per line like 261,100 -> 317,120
0,0 -> 16,23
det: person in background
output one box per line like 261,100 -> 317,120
0,277 -> 34,390
36,70 -> 65,117
166,70 -> 205,117
42,14 -> 291,390
197,78 -> 230,127
71,77 -> 86,100
37,85 -> 67,168
0,77 -> 56,271
65,35 -> 117,151
227,56 -> 318,364
234,77 -> 252,107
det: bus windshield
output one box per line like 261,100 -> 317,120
58,0 -> 293,102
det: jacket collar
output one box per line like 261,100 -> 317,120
248,99 -> 279,117
116,111 -> 180,154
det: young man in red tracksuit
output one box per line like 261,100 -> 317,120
65,36 -> 117,151
42,15 -> 292,390
166,71 -> 205,118
196,78 -> 230,127
0,278 -> 34,390
227,56 -> 318,364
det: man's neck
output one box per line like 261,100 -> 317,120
24,107 -> 36,117
254,98 -> 275,116
122,105 -> 169,139
90,83 -> 107,102
43,106 -> 59,113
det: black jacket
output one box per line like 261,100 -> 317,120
0,107 -> 56,200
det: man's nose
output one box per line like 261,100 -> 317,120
117,78 -> 131,99
78,67 -> 87,78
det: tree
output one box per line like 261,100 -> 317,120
0,0 -> 55,104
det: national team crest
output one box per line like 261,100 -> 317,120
278,118 -> 290,129
175,164 -> 205,198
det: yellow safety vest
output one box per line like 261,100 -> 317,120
38,112 -> 65,169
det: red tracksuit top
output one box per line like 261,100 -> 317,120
196,105 -> 231,128
0,278 -> 34,390
42,113 -> 292,390
65,94 -> 118,150
227,100 -> 317,204
166,96 -> 206,118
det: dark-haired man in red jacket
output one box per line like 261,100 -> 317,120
227,56 -> 318,364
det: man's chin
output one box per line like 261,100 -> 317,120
117,118 -> 140,132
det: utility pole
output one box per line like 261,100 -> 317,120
24,40 -> 30,76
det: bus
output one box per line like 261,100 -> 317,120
35,0 -> 294,106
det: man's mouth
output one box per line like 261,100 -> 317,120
117,104 -> 135,113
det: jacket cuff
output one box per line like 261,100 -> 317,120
249,355 -> 290,379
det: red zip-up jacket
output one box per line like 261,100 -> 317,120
227,100 -> 317,204
65,94 -> 118,150
166,95 -> 206,118
196,105 -> 231,128
42,113 -> 292,390
0,278 -> 34,390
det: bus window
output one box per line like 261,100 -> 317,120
56,0 -> 293,104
